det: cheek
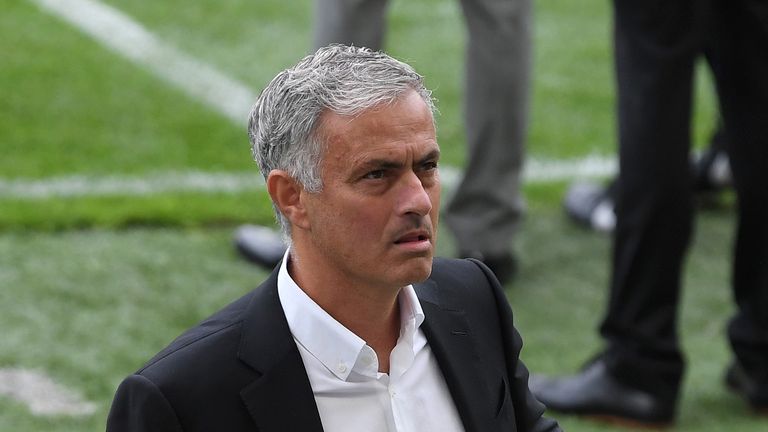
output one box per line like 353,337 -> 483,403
351,206 -> 387,235
324,200 -> 384,238
429,189 -> 441,218
347,206 -> 395,248
432,187 -> 441,206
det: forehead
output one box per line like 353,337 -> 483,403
317,91 -> 436,159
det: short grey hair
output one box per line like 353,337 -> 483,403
247,44 -> 435,239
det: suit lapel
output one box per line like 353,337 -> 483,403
237,268 -> 324,432
233,265 -> 496,431
416,279 -> 493,432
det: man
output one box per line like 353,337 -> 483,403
107,45 -> 560,432
237,0 -> 531,284
530,0 -> 768,427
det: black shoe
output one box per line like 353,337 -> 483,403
693,137 -> 731,194
233,225 -> 286,269
725,362 -> 768,415
562,180 -> 616,233
460,250 -> 518,285
529,358 -> 675,427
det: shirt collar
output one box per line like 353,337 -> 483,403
398,279 -> 425,335
277,249 -> 425,381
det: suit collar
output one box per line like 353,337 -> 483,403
415,278 -> 492,432
237,266 -> 324,432
235,264 -> 492,432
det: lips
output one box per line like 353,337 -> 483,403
394,230 -> 431,244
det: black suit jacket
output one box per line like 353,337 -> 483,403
107,258 -> 561,432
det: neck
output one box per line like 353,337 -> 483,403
288,245 -> 402,373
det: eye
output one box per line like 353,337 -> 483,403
421,161 -> 438,172
362,169 -> 386,180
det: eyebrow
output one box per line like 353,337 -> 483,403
418,149 -> 441,165
359,149 -> 441,171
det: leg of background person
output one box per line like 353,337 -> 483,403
708,119 -> 727,153
692,52 -> 732,191
598,0 -> 712,401
444,0 -> 532,282
708,0 -> 768,397
313,0 -> 389,50
692,118 -> 733,193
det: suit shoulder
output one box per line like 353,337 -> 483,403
137,288 -> 256,379
430,257 -> 494,287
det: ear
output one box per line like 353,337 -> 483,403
266,170 -> 311,231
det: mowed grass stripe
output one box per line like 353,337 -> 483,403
2,0 -> 249,179
31,0 -> 255,125
25,0 -> 616,192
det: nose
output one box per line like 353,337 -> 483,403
398,171 -> 435,217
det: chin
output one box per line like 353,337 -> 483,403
402,256 -> 434,284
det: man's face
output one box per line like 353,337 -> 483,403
302,90 -> 440,290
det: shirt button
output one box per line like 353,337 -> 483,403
337,363 -> 347,374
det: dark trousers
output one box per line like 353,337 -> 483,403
599,0 -> 768,399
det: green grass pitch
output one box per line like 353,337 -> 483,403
1,0 -> 754,431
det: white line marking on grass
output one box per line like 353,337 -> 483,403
0,156 -> 615,199
32,0 -> 256,124
0,171 -> 264,199
0,368 -> 96,416
524,154 -> 616,182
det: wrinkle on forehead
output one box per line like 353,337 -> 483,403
315,91 -> 435,149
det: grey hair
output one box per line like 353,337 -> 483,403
247,44 -> 435,240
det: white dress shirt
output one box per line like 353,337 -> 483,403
277,251 -> 465,432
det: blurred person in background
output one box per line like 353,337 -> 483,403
237,0 -> 533,285
564,116 -> 732,234
108,45 -> 561,432
530,0 -> 768,427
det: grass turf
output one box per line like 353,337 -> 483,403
1,0 -> 749,430
0,203 -> 756,431
4,0 -> 718,229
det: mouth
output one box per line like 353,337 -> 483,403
394,230 -> 431,245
